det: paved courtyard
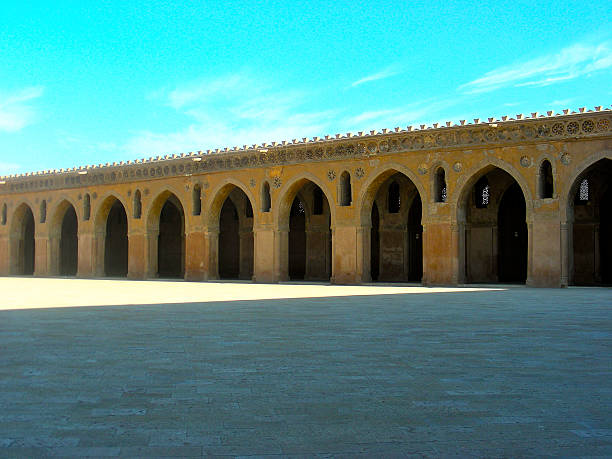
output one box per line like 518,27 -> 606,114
0,278 -> 611,457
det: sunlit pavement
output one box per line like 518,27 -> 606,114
0,278 -> 611,457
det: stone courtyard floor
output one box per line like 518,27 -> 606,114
0,278 -> 611,458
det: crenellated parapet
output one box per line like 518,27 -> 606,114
1,107 -> 610,194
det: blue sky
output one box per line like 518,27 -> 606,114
1,1 -> 611,175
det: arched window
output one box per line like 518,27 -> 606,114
434,167 -> 447,202
133,190 -> 142,219
388,181 -> 400,213
261,182 -> 271,212
339,171 -> 352,206
40,200 -> 47,223
577,178 -> 589,203
245,196 -> 253,218
539,160 -> 553,198
83,193 -> 91,220
192,184 -> 202,216
475,177 -> 489,208
313,188 -> 323,215
1,203 -> 6,225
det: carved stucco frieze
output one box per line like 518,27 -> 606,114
1,112 -> 610,194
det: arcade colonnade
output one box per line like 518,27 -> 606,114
1,111 -> 611,287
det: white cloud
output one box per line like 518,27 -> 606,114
0,86 -> 44,132
459,42 -> 612,94
124,75 -> 337,156
350,66 -> 401,87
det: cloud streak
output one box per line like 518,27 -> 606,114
0,86 -> 44,132
351,66 -> 401,87
459,42 -> 612,94
125,75 -> 337,156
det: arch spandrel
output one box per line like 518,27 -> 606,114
356,162 -> 428,227
451,157 -> 534,224
273,172 -> 336,230
205,178 -> 257,230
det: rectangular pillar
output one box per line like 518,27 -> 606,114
253,227 -> 276,283
529,215 -> 561,287
128,231 -> 146,279
331,224 -> 362,284
77,230 -> 94,277
185,231 -> 206,281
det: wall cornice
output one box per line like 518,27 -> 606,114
1,109 -> 610,195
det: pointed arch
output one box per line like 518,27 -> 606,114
93,194 -> 129,277
563,152 -> 612,285
83,193 -> 91,221
452,157 -> 533,224
538,159 -> 554,199
206,179 -> 255,280
49,199 -> 79,276
261,181 -> 271,212
358,166 -> 424,283
356,163 -> 428,227
434,167 -> 447,203
133,189 -> 142,219
274,172 -> 336,230
454,161 -> 530,284
9,202 -> 35,275
339,171 -> 352,206
205,178 -> 257,229
146,188 -> 186,278
192,184 -> 202,216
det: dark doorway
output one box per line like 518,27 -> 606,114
370,203 -> 380,281
19,207 -> 35,275
104,200 -> 128,277
407,195 -> 423,282
158,198 -> 184,278
219,198 -> 240,279
498,182 -> 527,283
289,197 -> 306,280
60,206 -> 78,276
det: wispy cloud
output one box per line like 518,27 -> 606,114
459,42 -> 612,94
350,66 -> 401,87
125,75 -> 337,156
0,86 -> 44,132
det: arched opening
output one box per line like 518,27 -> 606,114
104,200 -> 128,277
60,206 -> 78,276
261,182 -> 271,212
569,158 -> 612,285
339,171 -> 352,206
11,204 -> 35,275
459,167 -> 527,284
367,172 -> 423,282
1,203 -> 6,225
434,167 -> 447,202
539,160 -> 554,199
133,190 -> 142,219
40,200 -> 47,223
286,182 -> 331,281
218,189 -> 254,279
158,196 -> 185,278
83,193 -> 91,221
192,184 -> 202,216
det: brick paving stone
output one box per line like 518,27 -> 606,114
0,278 -> 611,457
